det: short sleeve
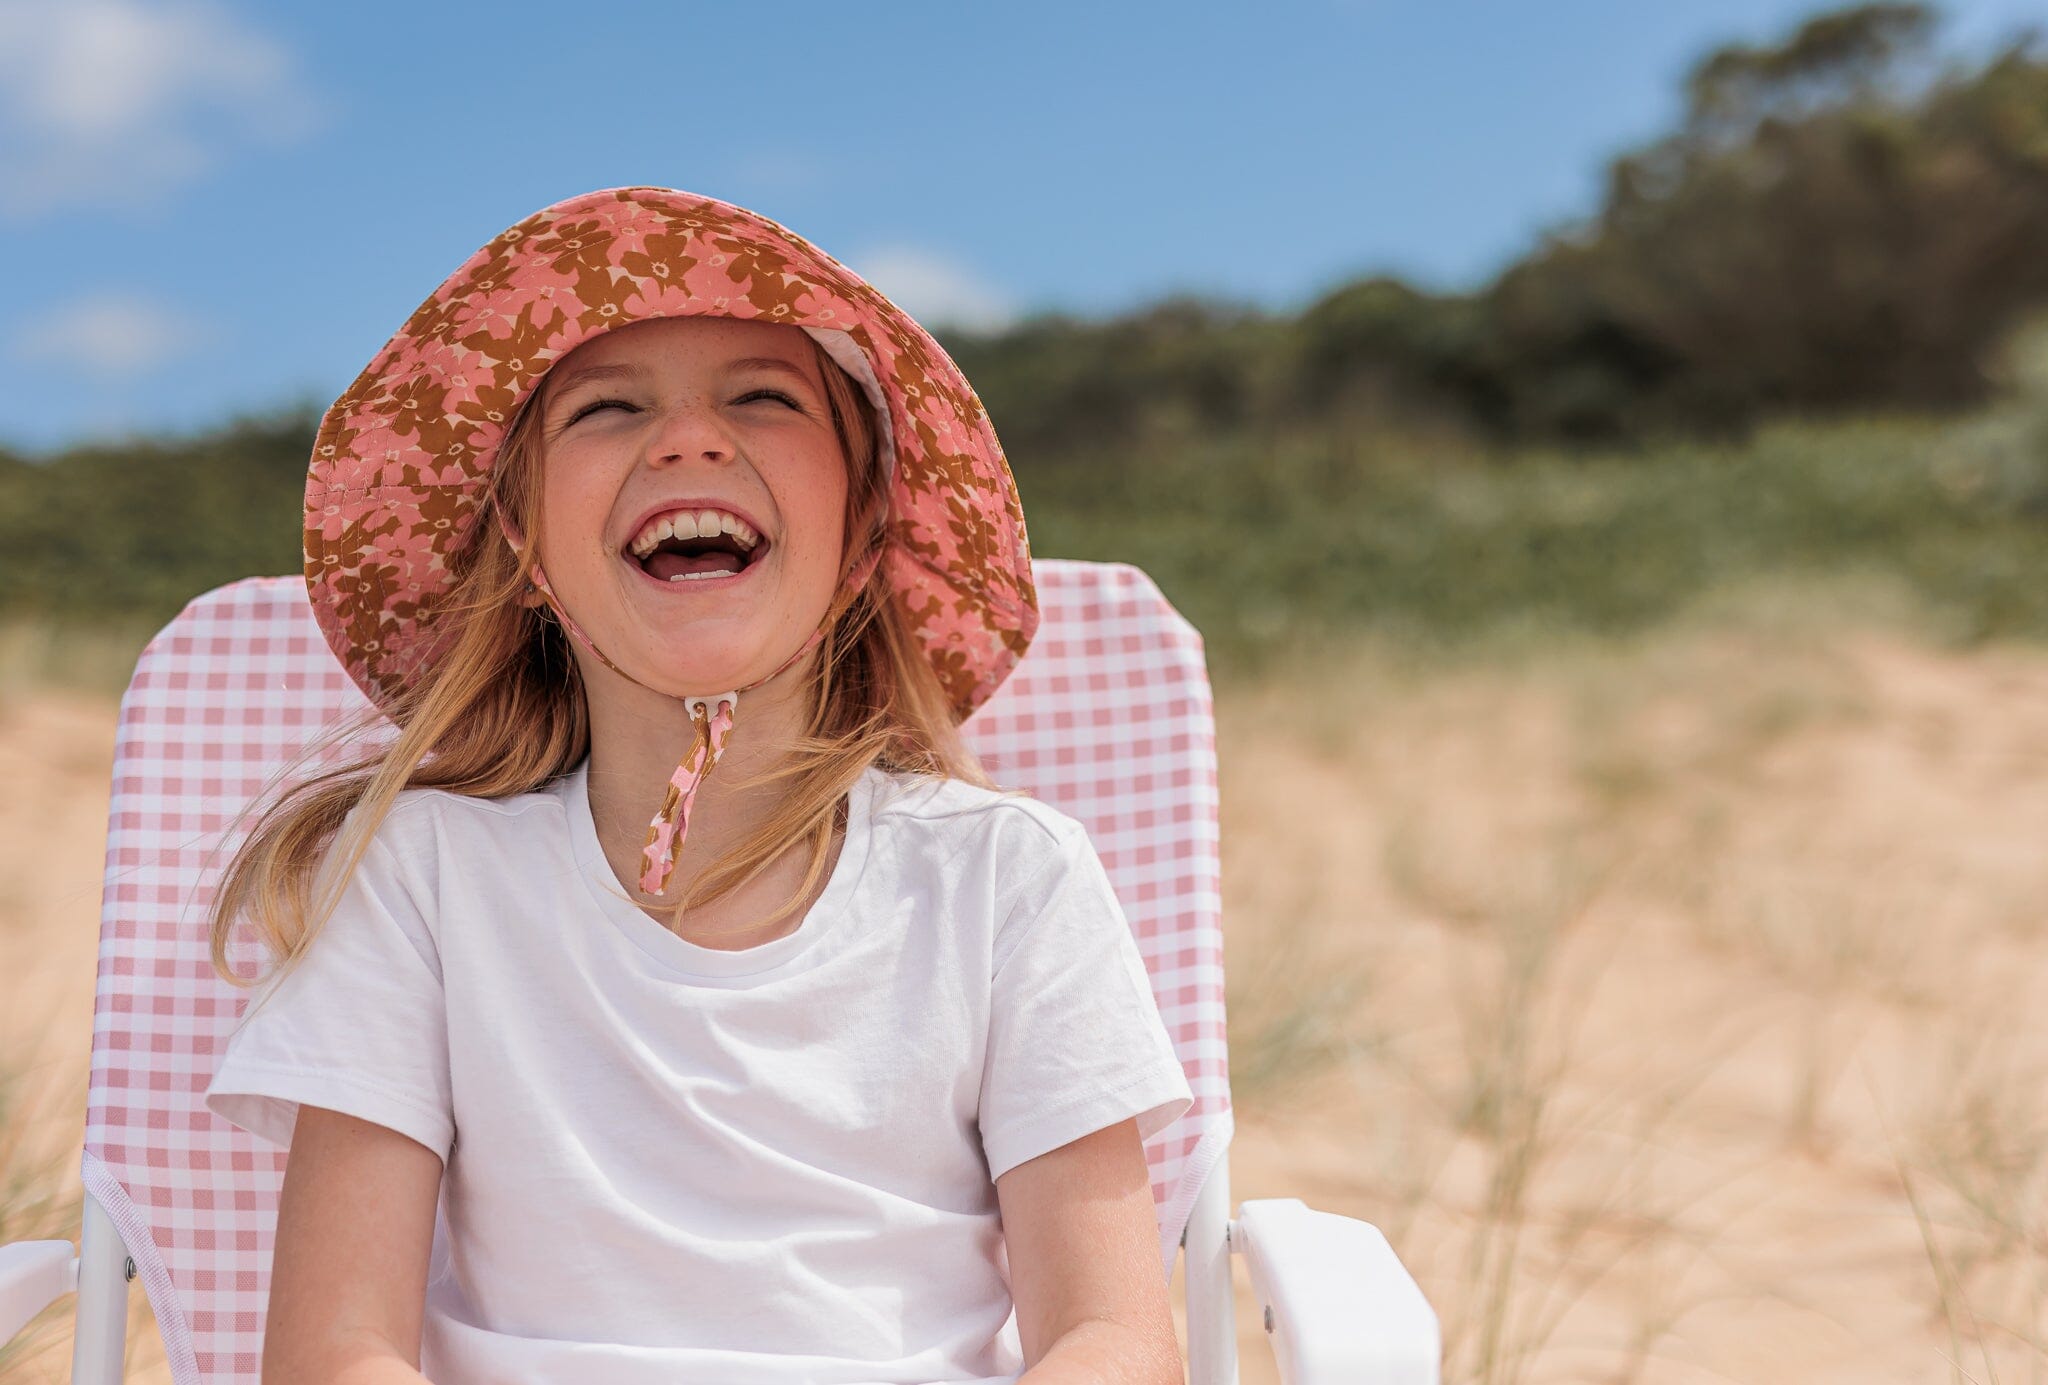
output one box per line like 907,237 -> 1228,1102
977,821 -> 1194,1183
204,816 -> 455,1163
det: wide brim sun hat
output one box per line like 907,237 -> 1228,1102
303,185 -> 1038,895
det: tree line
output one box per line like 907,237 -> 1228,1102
3,4 -> 2045,639
946,4 -> 2048,458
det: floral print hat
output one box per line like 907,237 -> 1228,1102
304,186 -> 1038,896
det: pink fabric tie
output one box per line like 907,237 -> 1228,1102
638,693 -> 736,894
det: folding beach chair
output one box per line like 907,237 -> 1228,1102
0,557 -> 1439,1384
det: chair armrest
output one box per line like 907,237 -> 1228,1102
0,1239 -> 79,1346
1232,1198 -> 1440,1385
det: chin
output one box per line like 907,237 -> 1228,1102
633,631 -> 800,698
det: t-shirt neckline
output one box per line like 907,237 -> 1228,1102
557,755 -> 876,980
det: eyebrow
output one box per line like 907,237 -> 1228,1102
545,362 -> 637,398
725,356 -> 813,384
546,354 -> 812,401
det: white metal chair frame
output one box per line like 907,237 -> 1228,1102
0,559 -> 1438,1384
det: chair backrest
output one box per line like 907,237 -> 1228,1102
82,558 -> 1233,1384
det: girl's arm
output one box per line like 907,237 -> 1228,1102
262,1105 -> 444,1384
996,1117 -> 1185,1385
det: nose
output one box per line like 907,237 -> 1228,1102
644,397 -> 740,467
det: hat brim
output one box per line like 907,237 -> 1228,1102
304,186 -> 1035,720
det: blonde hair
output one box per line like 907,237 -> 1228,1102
209,330 -> 1000,989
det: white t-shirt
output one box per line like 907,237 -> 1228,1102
204,756 -> 1194,1385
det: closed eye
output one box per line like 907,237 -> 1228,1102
565,397 -> 637,425
563,388 -> 802,427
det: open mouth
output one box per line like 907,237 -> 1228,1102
627,531 -> 769,584
624,506 -> 771,586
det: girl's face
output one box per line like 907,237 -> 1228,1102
530,315 -> 852,696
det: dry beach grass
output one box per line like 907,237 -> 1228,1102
1196,596 -> 2048,1383
2,597 -> 2045,1382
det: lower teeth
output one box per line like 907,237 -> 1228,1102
666,570 -> 734,582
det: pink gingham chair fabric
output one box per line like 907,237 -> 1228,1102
81,557 -> 1233,1384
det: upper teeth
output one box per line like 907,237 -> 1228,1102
628,508 -> 762,558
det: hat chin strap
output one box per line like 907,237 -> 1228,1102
498,512 -> 882,899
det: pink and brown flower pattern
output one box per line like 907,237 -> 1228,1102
304,185 -> 1038,721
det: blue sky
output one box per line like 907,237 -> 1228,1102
0,0 -> 2040,453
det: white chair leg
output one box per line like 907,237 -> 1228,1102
70,1192 -> 129,1385
1184,1162 -> 1239,1385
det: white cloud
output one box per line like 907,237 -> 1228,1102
0,0 -> 319,219
851,246 -> 1018,334
9,292 -> 199,375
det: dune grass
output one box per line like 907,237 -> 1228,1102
1214,607 -> 2048,1383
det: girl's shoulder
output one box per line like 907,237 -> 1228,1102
865,767 -> 1091,860
390,778 -> 564,823
865,770 -> 1130,963
339,775 -> 566,863
311,777 -> 570,924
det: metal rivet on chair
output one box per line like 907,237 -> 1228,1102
124,1256 -> 136,1282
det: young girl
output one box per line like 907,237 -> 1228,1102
200,187 -> 1194,1385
